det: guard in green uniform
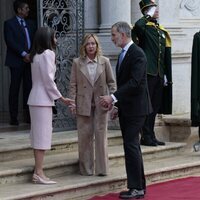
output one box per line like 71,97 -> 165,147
132,0 -> 172,146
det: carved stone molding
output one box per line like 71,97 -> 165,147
180,0 -> 200,16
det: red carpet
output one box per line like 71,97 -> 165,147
89,177 -> 200,200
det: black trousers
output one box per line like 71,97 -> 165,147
142,75 -> 164,140
9,64 -> 32,120
119,114 -> 146,190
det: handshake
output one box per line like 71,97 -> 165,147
99,95 -> 118,120
60,97 -> 76,114
64,95 -> 119,120
60,97 -> 74,106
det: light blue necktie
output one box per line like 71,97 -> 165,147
20,19 -> 31,50
118,49 -> 125,71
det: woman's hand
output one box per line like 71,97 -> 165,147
60,97 -> 76,114
60,97 -> 74,106
69,103 -> 76,115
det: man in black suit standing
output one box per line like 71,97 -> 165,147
4,0 -> 36,125
100,21 -> 152,199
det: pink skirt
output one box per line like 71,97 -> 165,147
29,106 -> 53,150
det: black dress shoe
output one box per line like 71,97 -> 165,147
9,119 -> 19,126
153,138 -> 165,145
97,173 -> 107,176
140,138 -> 157,146
119,189 -> 144,199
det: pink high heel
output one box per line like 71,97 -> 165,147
32,174 -> 57,185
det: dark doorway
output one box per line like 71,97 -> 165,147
0,0 -> 38,125
26,0 -> 37,21
0,0 -> 84,131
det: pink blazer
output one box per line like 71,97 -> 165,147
28,49 -> 61,106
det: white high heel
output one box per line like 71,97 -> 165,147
32,174 -> 57,185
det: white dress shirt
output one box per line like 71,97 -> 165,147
86,56 -> 98,85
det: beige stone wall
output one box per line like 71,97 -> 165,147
159,0 -> 200,114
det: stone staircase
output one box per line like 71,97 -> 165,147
0,115 -> 200,200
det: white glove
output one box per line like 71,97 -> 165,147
147,6 -> 157,17
164,75 -> 168,86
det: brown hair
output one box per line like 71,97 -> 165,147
30,27 -> 56,62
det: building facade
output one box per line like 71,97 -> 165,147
1,0 -> 200,130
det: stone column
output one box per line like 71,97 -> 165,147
131,0 -> 141,25
100,0 -> 131,32
84,0 -> 99,33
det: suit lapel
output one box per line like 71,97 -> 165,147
116,55 -> 120,73
118,44 -> 134,73
79,57 -> 105,86
94,57 -> 104,83
14,17 -> 26,38
79,59 -> 93,86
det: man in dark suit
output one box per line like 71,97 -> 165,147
191,31 -> 200,127
100,21 -> 152,199
191,31 -> 200,151
4,0 -> 36,125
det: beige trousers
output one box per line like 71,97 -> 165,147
77,106 -> 109,176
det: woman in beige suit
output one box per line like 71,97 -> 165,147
28,27 -> 73,184
69,34 -> 116,176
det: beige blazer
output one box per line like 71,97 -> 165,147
69,56 -> 116,116
28,49 -> 62,106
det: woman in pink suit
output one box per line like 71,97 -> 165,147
28,27 -> 73,184
69,34 -> 116,176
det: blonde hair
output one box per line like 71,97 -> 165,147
80,33 -> 102,58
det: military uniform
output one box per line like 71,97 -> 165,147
132,0 -> 172,146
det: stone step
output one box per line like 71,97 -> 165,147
0,127 -> 182,163
0,142 -> 186,185
0,123 -> 30,133
0,117 -> 195,200
0,130 -> 122,162
1,151 -> 200,200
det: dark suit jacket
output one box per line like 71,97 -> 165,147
191,31 -> 200,126
114,43 -> 152,117
4,16 -> 36,68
